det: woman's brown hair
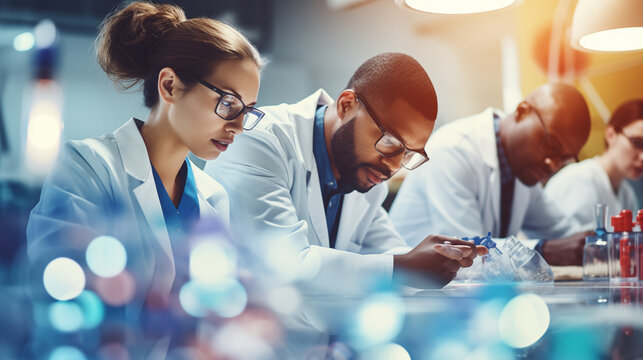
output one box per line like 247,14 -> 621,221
96,1 -> 262,108
608,99 -> 643,132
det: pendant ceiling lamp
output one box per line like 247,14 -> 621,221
570,0 -> 643,52
395,0 -> 516,15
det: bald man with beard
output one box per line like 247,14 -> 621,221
390,82 -> 593,266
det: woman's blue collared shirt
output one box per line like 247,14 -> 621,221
151,159 -> 200,241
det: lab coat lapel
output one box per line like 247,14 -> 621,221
306,166 -> 330,247
292,89 -> 334,248
192,162 -> 228,224
292,89 -> 334,170
132,181 -> 174,261
334,191 -> 370,250
478,108 -> 503,235
113,119 -> 175,273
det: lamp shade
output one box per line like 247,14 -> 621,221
570,0 -> 643,52
395,0 -> 515,15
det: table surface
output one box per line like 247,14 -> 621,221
288,279 -> 643,359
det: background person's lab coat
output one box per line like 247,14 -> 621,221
27,118 -> 229,304
544,157 -> 638,232
389,108 -> 575,246
205,89 -> 409,298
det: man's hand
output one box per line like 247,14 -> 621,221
541,230 -> 593,266
393,234 -> 488,288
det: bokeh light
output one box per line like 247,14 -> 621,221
498,294 -> 550,348
266,286 -> 301,314
34,19 -> 57,48
43,257 -> 85,301
49,346 -> 87,360
189,241 -> 236,284
179,279 -> 248,318
76,290 -> 104,329
48,301 -> 84,332
467,299 -> 504,343
428,340 -> 470,360
264,237 -> 321,282
179,281 -> 208,318
353,293 -> 405,348
360,343 -> 410,360
94,270 -> 136,306
86,236 -> 127,277
25,79 -> 63,176
27,100 -> 61,150
212,322 -> 274,360
13,32 -> 35,52
233,309 -> 283,346
209,278 -> 248,318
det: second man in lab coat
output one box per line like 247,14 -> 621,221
206,53 -> 486,296
390,82 -> 592,266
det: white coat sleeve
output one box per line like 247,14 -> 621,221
207,130 -> 393,296
543,169 -> 599,233
27,142 -> 111,266
360,204 -> 410,255
411,140 -> 486,238
521,184 -> 579,239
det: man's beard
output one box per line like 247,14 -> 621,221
330,117 -> 391,193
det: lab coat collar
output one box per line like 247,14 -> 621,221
291,89 -> 334,172
114,118 -> 222,199
192,163 -> 228,224
113,118 -> 152,182
478,107 -> 506,171
191,161 -> 223,200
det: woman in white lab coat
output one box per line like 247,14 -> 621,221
545,99 -> 643,232
27,2 -> 264,308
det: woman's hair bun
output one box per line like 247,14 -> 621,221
96,2 -> 186,87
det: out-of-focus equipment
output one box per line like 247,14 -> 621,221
21,20 -> 62,179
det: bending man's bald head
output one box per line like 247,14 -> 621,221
526,82 -> 591,152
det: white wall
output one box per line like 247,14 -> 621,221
261,0 -> 517,126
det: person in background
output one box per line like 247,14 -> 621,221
206,53 -> 487,295
390,82 -> 592,266
545,99 -> 643,231
27,1 -> 263,309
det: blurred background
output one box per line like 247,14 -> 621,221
1,0 -> 642,279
